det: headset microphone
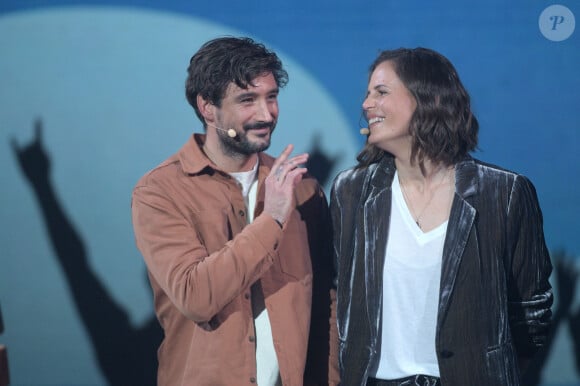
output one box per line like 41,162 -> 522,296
222,128 -> 237,138
358,111 -> 370,135
207,123 -> 237,138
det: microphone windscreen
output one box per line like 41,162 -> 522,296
227,129 -> 237,138
359,128 -> 370,135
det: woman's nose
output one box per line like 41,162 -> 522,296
362,95 -> 373,111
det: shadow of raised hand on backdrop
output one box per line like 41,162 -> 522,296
565,253 -> 580,378
522,250 -> 577,386
11,119 -> 162,386
305,132 -> 342,189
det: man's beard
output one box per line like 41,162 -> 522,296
218,121 -> 275,157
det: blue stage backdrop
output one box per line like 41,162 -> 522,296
0,1 -> 578,385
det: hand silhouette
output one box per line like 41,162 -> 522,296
564,253 -> 580,375
554,252 -> 578,316
11,118 -> 50,185
11,117 -> 162,385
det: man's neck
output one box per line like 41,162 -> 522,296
203,134 -> 258,173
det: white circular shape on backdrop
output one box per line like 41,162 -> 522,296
0,6 -> 357,384
539,4 -> 575,41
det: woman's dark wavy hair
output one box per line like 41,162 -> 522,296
185,36 -> 289,125
357,47 -> 478,170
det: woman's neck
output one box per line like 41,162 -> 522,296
395,157 -> 456,232
395,158 -> 453,192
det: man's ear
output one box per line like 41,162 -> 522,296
197,95 -> 216,122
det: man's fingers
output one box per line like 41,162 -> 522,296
274,165 -> 284,181
287,153 -> 308,166
271,145 -> 293,181
274,154 -> 309,182
281,154 -> 309,173
271,144 -> 294,172
283,167 -> 308,186
270,145 -> 309,183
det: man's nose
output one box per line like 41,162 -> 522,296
255,99 -> 275,121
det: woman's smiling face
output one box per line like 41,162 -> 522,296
362,60 -> 417,154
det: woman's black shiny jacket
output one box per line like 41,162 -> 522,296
330,155 -> 552,386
